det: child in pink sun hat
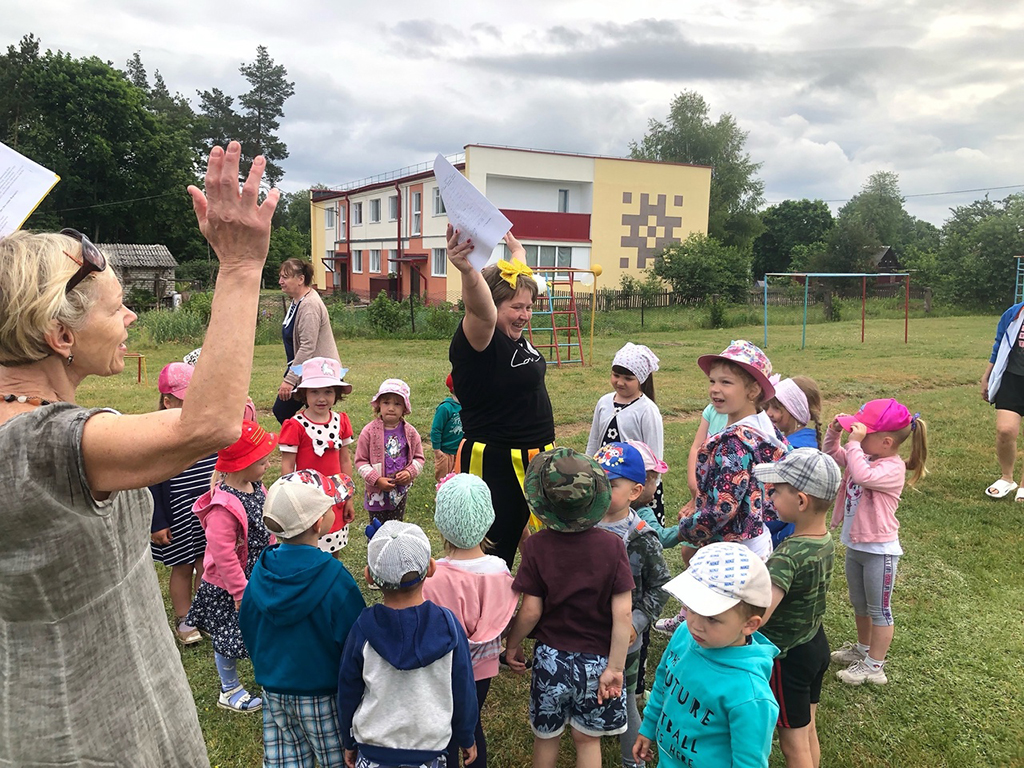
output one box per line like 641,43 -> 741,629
355,379 -> 425,525
824,398 -> 928,686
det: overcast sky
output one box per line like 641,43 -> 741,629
7,1 -> 1024,225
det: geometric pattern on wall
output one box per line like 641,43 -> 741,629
619,192 -> 684,269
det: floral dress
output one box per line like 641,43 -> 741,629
186,483 -> 271,658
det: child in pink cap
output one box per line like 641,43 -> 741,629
824,398 -> 929,686
355,379 -> 425,526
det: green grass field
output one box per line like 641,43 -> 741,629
77,313 -> 1024,767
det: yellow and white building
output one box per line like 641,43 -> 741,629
310,144 -> 711,302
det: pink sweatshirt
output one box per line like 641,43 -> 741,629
823,429 -> 905,543
422,558 -> 519,680
354,418 -> 425,487
192,485 -> 274,601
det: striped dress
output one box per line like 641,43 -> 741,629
149,454 -> 217,566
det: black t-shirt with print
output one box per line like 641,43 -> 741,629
1007,321 -> 1024,375
450,320 -> 555,447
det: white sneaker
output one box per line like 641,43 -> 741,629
830,641 -> 866,665
837,659 -> 887,686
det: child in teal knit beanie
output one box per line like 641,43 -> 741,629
422,473 -> 519,768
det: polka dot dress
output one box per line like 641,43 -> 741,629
186,483 -> 271,659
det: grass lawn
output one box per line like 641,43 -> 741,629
77,312 -> 1024,767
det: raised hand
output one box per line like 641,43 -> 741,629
187,141 -> 279,271
446,223 -> 475,274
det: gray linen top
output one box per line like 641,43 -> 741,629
0,403 -> 209,767
283,289 -> 341,387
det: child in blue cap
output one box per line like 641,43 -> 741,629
594,442 -> 671,768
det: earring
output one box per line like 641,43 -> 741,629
66,353 -> 74,366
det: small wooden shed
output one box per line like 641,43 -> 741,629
96,243 -> 178,300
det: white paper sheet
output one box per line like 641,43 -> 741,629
0,142 -> 60,238
433,153 -> 512,271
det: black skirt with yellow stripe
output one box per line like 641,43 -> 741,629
455,439 -> 555,569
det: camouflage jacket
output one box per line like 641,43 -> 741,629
600,514 -> 671,641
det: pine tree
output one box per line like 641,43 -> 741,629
237,45 -> 294,187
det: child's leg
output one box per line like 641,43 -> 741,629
298,693 -> 345,768
570,729 -> 602,768
532,734 -> 561,768
862,553 -> 899,663
168,563 -> 196,620
844,548 -> 871,645
193,557 -> 204,592
619,690 -> 644,767
214,651 -> 262,711
808,703 -> 821,768
449,678 -> 491,768
262,692 -> 317,768
778,726 -> 815,768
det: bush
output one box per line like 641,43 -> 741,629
365,291 -> 405,334
653,233 -> 751,303
705,297 -> 728,329
425,302 -> 461,337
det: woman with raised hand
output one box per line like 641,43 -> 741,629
0,141 -> 277,767
447,225 -> 556,569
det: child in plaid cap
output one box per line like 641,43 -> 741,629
338,521 -> 477,768
752,448 -> 840,767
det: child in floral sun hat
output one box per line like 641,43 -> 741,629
676,340 -> 788,567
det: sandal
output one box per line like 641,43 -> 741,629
175,621 -> 202,646
217,684 -> 262,713
985,478 -> 1018,499
1015,488 -> 1024,503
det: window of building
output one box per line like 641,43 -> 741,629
352,250 -> 363,273
369,249 -> 381,273
324,207 -> 335,228
558,189 -> 569,213
339,204 -> 346,228
388,195 -> 398,221
521,244 -> 572,280
432,187 -> 446,216
432,247 -> 447,277
369,198 -> 381,223
351,202 -> 363,226
411,192 -> 422,235
388,249 -> 399,275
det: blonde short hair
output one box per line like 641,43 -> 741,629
0,231 -> 104,365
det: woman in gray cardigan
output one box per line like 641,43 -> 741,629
274,257 -> 340,424
0,142 -> 275,767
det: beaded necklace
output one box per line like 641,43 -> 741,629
3,394 -> 55,406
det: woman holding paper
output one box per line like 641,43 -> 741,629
447,224 -> 556,568
0,142 -> 275,767
273,257 -> 340,424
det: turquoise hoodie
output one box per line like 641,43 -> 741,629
239,543 -> 365,695
639,622 -> 779,768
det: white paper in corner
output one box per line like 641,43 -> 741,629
433,153 -> 512,272
0,142 -> 60,238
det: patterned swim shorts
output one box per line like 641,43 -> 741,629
529,643 -> 627,738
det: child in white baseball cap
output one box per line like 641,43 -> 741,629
635,542 -> 779,768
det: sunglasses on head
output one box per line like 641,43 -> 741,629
60,228 -> 107,294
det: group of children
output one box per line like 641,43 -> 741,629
148,336 -> 930,768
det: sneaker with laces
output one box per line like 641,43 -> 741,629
654,614 -> 683,636
837,659 -> 887,686
830,641 -> 866,665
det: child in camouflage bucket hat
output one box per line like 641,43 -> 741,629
506,447 -> 635,766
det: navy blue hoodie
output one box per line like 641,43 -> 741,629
239,543 -> 365,694
337,602 -> 477,765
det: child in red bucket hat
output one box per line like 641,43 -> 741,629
824,398 -> 928,686
186,421 -> 278,713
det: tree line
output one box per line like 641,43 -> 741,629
632,90 -> 1022,311
0,34 -> 309,285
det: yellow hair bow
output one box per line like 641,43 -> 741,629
497,259 -> 533,289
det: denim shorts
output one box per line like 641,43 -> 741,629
529,643 -> 627,738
